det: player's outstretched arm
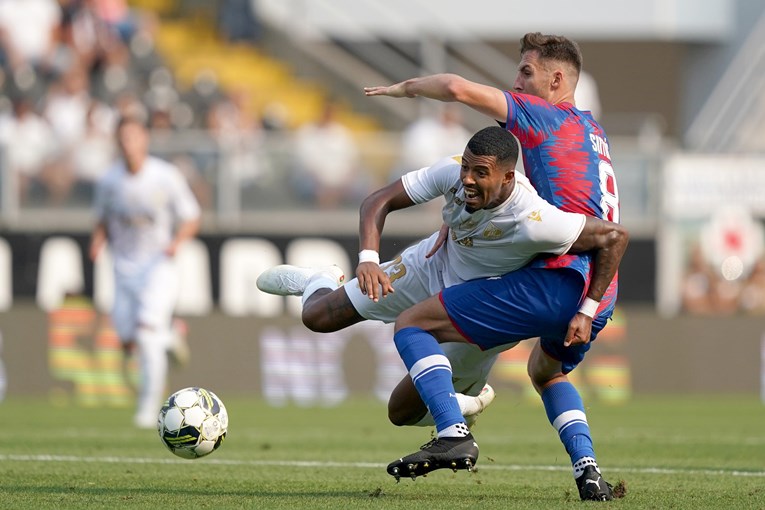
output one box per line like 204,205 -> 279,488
564,217 -> 629,346
357,180 -> 416,301
364,73 -> 508,122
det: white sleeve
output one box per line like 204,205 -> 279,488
525,200 -> 587,255
167,166 -> 201,221
401,155 -> 461,204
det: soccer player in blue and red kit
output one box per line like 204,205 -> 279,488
365,32 -> 626,501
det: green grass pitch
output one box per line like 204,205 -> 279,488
0,394 -> 764,509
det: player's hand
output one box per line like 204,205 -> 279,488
364,83 -> 413,98
356,262 -> 394,302
563,313 -> 593,347
425,224 -> 449,258
88,241 -> 101,262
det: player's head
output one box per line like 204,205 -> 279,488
461,126 -> 518,212
514,32 -> 582,104
116,113 -> 150,172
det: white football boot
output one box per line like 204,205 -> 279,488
256,265 -> 345,296
463,384 -> 496,428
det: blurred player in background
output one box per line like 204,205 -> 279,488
365,32 -> 623,501
257,126 -> 625,442
89,114 -> 201,429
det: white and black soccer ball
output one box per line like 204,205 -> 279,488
158,387 -> 228,459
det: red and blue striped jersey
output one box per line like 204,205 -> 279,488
502,91 -> 620,316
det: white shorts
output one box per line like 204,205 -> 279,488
111,258 -> 179,343
346,232 -> 447,324
345,232 -> 518,393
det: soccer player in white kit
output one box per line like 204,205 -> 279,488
258,126 -> 619,427
89,115 -> 201,429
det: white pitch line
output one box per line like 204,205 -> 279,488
1,454 -> 764,478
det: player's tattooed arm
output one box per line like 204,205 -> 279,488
564,217 -> 629,347
568,217 -> 629,302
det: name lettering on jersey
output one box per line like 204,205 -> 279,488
482,223 -> 502,239
589,134 -> 611,160
527,210 -> 542,222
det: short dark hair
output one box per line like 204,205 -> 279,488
466,126 -> 519,167
520,32 -> 582,74
116,112 -> 148,132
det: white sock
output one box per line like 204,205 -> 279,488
573,456 -> 599,478
456,392 -> 482,416
136,327 -> 169,420
438,422 -> 470,438
410,393 -> 478,427
301,273 -> 341,305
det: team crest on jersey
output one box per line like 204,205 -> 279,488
451,230 -> 474,247
527,210 -> 542,222
482,223 -> 502,239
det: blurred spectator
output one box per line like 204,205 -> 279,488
38,62 -> 96,204
0,95 -> 57,204
260,101 -> 289,132
218,0 -> 261,45
87,0 -> 137,43
0,0 -> 62,77
43,62 -> 91,149
681,243 -> 716,315
680,241 -> 765,316
60,0 -> 123,77
182,69 -> 225,129
396,104 -> 471,179
70,99 -> 116,203
292,101 -> 366,209
207,87 -> 265,189
740,258 -> 765,315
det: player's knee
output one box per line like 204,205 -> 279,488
301,309 -> 331,333
394,306 -> 419,332
300,303 -> 339,333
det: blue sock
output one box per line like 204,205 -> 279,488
394,327 -> 465,436
541,381 -> 597,476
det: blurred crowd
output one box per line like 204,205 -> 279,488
0,0 -> 288,210
0,0 -> 475,213
681,245 -> 765,316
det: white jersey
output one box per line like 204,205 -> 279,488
402,155 -> 585,285
94,156 -> 201,276
347,154 -> 586,324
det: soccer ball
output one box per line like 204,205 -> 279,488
158,387 -> 228,459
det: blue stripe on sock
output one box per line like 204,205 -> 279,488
394,327 -> 463,433
541,381 -> 596,464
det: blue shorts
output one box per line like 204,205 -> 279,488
440,268 -> 609,374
